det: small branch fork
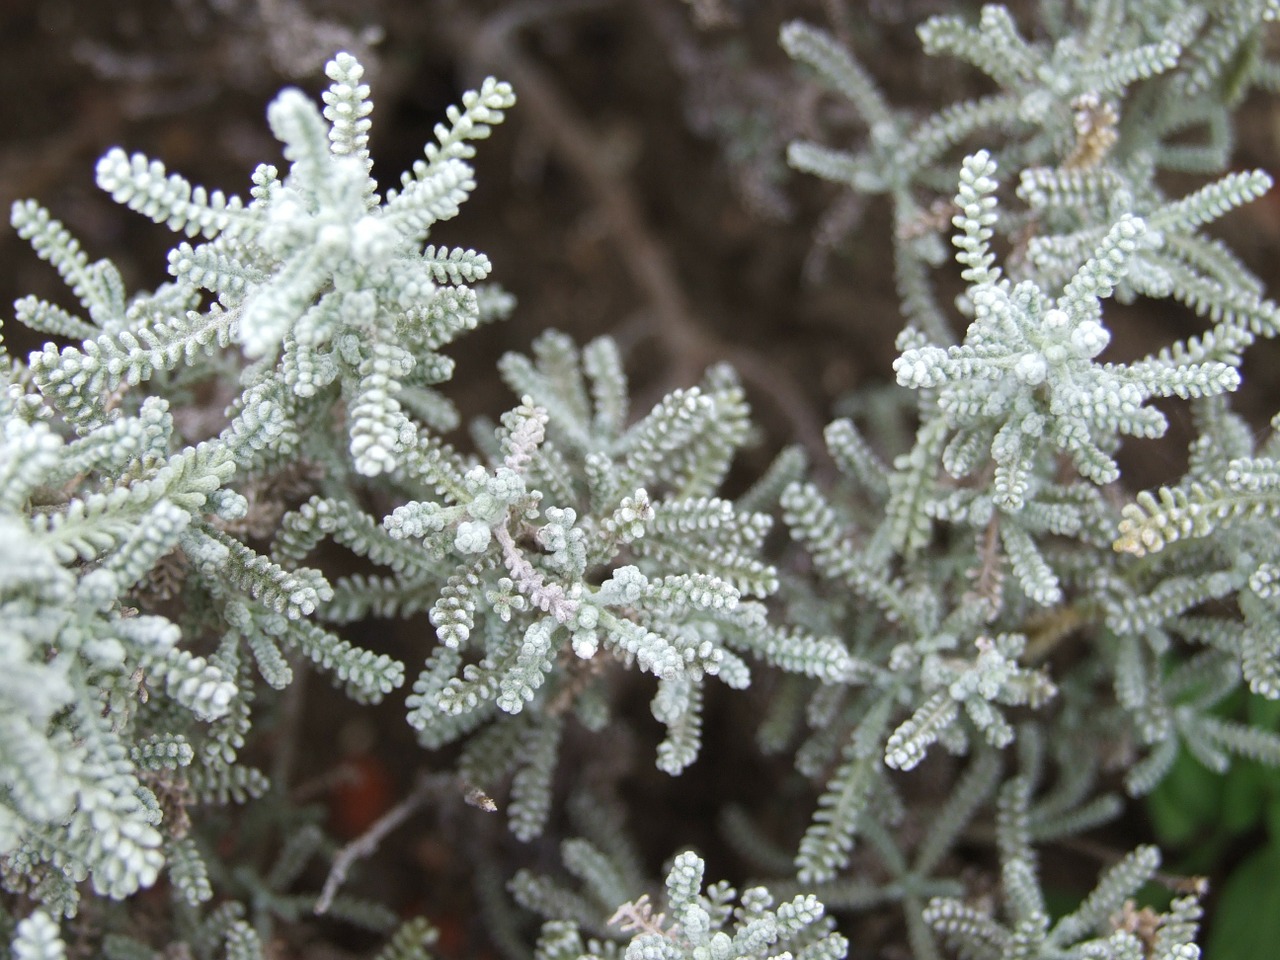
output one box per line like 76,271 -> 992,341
314,771 -> 494,915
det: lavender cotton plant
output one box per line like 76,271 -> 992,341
5,3 -> 1280,959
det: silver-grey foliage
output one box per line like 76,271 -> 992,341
6,2 -> 1280,959
771,3 -> 1280,958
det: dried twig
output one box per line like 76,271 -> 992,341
314,772 -> 472,915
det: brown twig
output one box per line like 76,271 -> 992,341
314,771 -> 468,915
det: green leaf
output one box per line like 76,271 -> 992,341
1208,844 -> 1280,960
1220,762 -> 1267,835
1147,749 -> 1223,846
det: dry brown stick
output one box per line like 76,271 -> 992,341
315,771 -> 456,915
442,0 -> 829,460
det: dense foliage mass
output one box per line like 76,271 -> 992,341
4,3 -> 1280,959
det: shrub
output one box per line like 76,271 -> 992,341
3,4 -> 1280,959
